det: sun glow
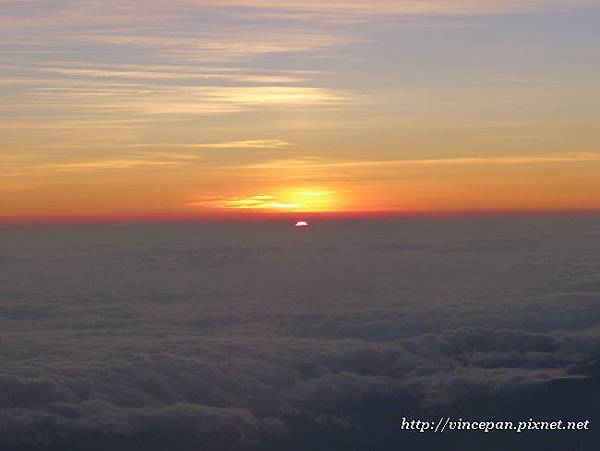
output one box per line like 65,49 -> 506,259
196,189 -> 341,212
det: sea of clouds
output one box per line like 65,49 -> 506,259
1,216 -> 599,450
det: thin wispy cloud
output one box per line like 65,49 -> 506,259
189,0 -> 599,24
80,32 -> 353,60
45,159 -> 183,172
211,0 -> 595,14
1,1 -> 594,29
12,140 -> 291,154
40,139 -> 293,151
245,153 -> 600,171
178,139 -> 292,149
194,194 -> 300,210
190,190 -> 337,210
38,67 -> 306,84
1,82 -> 346,118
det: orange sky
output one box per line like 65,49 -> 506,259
1,0 -> 600,220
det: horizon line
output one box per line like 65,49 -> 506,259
1,209 -> 600,225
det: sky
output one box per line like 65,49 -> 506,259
1,0 -> 600,219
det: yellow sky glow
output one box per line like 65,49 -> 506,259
191,190 -> 342,212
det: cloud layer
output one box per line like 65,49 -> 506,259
1,217 -> 600,449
